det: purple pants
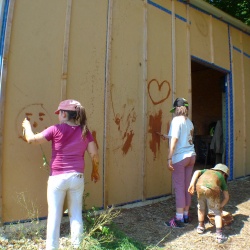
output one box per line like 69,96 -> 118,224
172,156 -> 196,208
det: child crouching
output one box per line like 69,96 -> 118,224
188,164 -> 230,244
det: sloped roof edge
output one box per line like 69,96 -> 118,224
185,0 -> 250,34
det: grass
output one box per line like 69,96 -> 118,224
0,191 -> 166,249
0,205 -> 162,250
81,207 -> 155,250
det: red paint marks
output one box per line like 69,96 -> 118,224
17,104 -> 52,142
114,114 -> 122,131
148,79 -> 171,105
148,110 -> 162,160
122,131 -> 134,155
25,112 -> 32,121
113,104 -> 126,131
91,130 -> 99,149
112,105 -> 136,155
39,112 -> 45,121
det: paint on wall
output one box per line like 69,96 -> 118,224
148,110 -> 162,160
16,104 -> 52,141
122,130 -> 134,155
148,79 -> 171,105
111,93 -> 137,155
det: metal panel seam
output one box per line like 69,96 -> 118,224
60,0 -> 72,101
142,0 -> 147,201
0,0 -> 15,225
228,25 -> 234,180
103,0 -> 113,208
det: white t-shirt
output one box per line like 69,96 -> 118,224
168,116 -> 196,164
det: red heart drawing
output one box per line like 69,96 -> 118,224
148,79 -> 171,105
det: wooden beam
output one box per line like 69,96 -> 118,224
61,0 -> 72,100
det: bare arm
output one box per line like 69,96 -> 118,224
22,118 -> 47,144
221,190 -> 229,209
167,137 -> 178,171
188,170 -> 202,195
87,141 -> 100,183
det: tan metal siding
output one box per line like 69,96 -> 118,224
66,0 -> 108,209
212,18 -> 230,70
145,2 -> 172,199
190,7 -> 211,62
1,0 -> 250,223
105,0 -> 145,206
2,0 -> 67,222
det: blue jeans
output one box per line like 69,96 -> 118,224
46,173 -> 84,250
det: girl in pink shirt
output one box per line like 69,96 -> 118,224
22,99 -> 100,250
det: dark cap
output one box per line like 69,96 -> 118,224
170,98 -> 189,113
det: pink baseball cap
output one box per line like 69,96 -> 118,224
54,99 -> 81,114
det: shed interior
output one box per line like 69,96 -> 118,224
191,60 -> 227,168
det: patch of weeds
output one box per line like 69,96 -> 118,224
80,207 -> 146,250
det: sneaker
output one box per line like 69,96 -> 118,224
196,225 -> 205,234
216,233 -> 228,244
164,217 -> 185,228
184,215 -> 191,223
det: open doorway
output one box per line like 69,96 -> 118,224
191,60 -> 227,169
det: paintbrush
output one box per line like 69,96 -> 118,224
155,131 -> 168,139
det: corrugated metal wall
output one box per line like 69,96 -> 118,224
0,0 -> 250,223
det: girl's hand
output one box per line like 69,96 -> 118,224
155,132 -> 167,140
167,159 -> 174,171
91,154 -> 100,183
22,118 -> 31,130
91,170 -> 100,183
188,185 -> 195,195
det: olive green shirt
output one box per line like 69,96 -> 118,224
196,169 -> 228,191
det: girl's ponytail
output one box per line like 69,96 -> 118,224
76,105 -> 88,138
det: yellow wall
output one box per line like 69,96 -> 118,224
190,7 -> 211,62
146,0 -> 172,199
105,0 -> 145,206
66,0 -> 108,209
2,0 -> 67,222
1,0 -> 250,223
190,6 -> 230,70
175,1 -> 191,104
230,27 -> 250,178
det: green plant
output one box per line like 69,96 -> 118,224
81,206 -> 120,249
39,144 -> 49,172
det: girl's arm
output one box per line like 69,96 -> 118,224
188,170 -> 202,195
87,141 -> 100,183
22,118 -> 47,144
167,137 -> 178,171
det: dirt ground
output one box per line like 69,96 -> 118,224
113,175 -> 250,250
0,175 -> 249,249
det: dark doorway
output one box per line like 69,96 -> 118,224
191,60 -> 226,169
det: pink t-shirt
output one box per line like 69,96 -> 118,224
42,124 -> 94,176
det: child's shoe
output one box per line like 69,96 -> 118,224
164,217 -> 184,228
184,215 -> 191,223
216,233 -> 228,244
196,225 -> 205,234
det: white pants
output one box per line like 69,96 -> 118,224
46,173 -> 84,250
